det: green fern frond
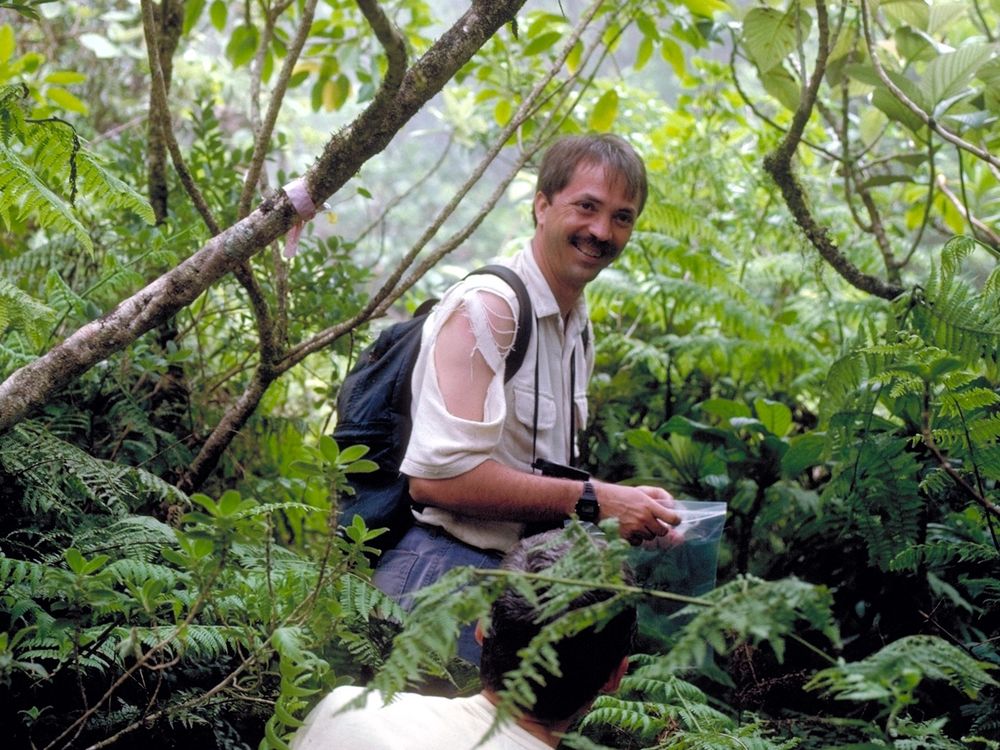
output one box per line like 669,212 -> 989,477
663,575 -> 838,669
806,634 -> 998,704
0,141 -> 92,251
890,539 -> 999,572
0,276 -> 55,347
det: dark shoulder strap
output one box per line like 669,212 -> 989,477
465,264 -> 533,383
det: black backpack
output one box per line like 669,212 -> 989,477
333,265 -> 533,552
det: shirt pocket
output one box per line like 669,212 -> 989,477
513,385 -> 556,431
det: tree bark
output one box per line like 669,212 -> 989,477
0,1 -> 527,435
147,0 -> 185,224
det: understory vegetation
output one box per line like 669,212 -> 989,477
1,0 -> 998,748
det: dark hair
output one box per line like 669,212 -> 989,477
534,133 -> 648,221
479,529 -> 637,722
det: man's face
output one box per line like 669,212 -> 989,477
533,161 -> 639,297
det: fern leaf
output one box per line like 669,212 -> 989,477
0,141 -> 92,251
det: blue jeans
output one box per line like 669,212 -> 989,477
372,523 -> 503,664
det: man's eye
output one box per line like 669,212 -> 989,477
615,213 -> 634,226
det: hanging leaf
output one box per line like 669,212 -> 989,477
923,44 -> 995,107
46,87 -> 88,114
523,30 -> 562,56
761,66 -> 800,112
183,0 -> 206,35
589,89 -> 619,132
742,7 -> 811,73
660,37 -> 685,77
754,398 -> 792,437
226,25 -> 260,68
209,0 -> 227,31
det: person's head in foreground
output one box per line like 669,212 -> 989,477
478,527 -> 638,727
289,527 -> 637,750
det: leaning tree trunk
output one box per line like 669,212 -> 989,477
0,0 -> 527,435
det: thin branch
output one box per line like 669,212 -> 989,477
356,0 -> 408,94
238,0 -> 321,219
763,0 -> 905,301
859,0 -> 1000,171
0,0 -> 527,433
356,134 -> 455,245
140,0 -> 221,236
936,174 -> 1000,249
921,404 -> 1000,524
282,0 -> 606,369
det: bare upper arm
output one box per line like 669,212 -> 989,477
433,290 -> 517,422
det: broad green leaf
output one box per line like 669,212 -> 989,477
218,489 -> 243,516
699,398 -> 751,421
345,459 -> 379,474
681,0 -> 730,18
880,0 -> 930,30
566,40 -> 583,74
761,66 -> 800,112
742,7 -> 811,73
781,433 -> 826,476
523,30 -> 562,56
924,44 -> 995,107
494,97 -> 512,126
635,35 -> 654,71
44,70 -> 87,85
226,25 -> 259,68
660,37 -> 685,78
0,25 -> 14,63
46,86 -> 88,114
322,74 -> 350,111
183,0 -> 206,35
338,444 -> 370,464
319,435 -> 340,463
928,2 -> 971,35
64,547 -> 84,574
893,26 -> 936,64
209,0 -> 227,31
858,106 -> 887,147
754,398 -> 792,436
588,88 -> 619,132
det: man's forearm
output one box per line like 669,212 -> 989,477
408,459 -> 580,521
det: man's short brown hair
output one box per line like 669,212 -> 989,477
535,133 -> 648,220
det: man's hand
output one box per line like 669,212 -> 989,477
594,482 -> 681,545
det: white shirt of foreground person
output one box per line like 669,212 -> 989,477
289,685 -> 550,750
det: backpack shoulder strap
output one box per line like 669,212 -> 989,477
464,264 -> 533,383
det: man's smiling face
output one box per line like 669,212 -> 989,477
532,160 -> 639,307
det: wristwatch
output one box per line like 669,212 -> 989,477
575,481 -> 600,522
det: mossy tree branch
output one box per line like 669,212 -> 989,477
763,0 -> 905,302
0,1 -> 529,435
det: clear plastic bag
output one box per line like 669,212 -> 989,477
628,499 -> 728,647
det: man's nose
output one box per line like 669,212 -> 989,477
589,212 -> 612,240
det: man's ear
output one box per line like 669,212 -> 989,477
533,191 -> 549,226
601,657 -> 629,694
474,620 -> 485,646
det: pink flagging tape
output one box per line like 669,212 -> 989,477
282,178 -> 317,259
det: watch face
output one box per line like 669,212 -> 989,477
576,483 -> 599,522
576,499 -> 599,522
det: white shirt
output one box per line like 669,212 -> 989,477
400,247 -> 594,552
290,686 -> 550,750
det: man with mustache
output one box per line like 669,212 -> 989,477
372,134 -> 679,661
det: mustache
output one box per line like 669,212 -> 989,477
571,234 -> 618,257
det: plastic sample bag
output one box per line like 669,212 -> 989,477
628,499 -> 728,647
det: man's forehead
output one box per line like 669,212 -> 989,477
563,161 -> 638,208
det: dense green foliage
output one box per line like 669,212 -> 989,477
1,0 -> 999,748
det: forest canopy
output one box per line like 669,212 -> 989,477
1,0 -> 999,748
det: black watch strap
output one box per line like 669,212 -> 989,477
575,480 -> 600,522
